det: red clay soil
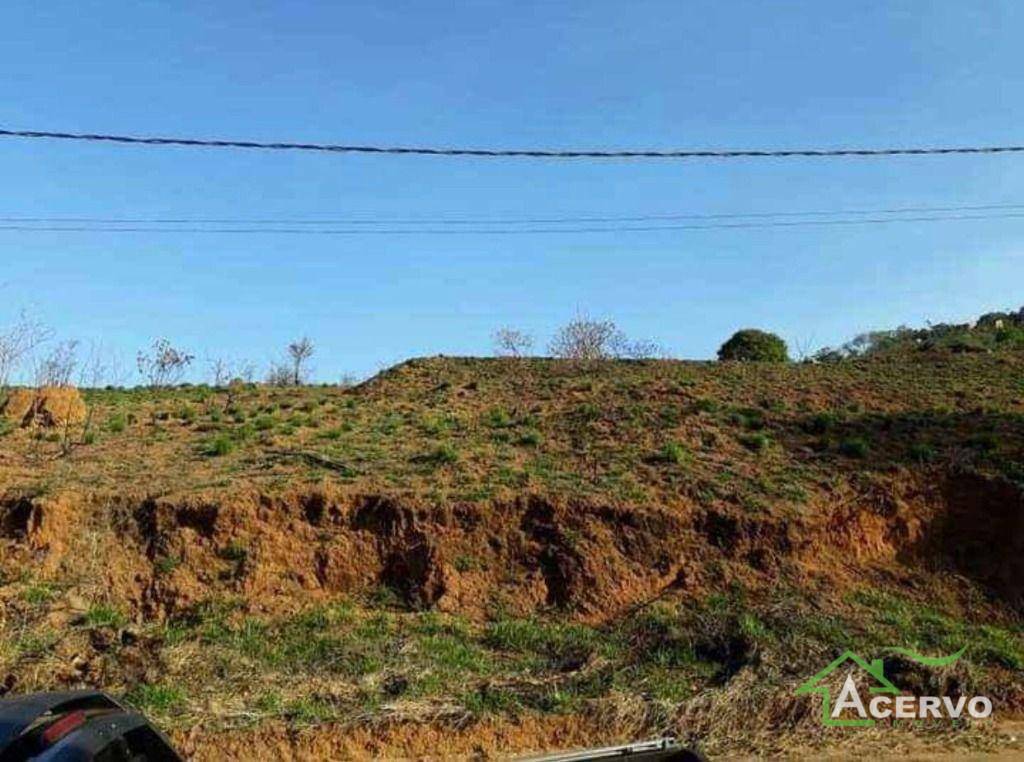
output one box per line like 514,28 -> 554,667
4,468 -> 1020,626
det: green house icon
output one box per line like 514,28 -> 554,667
795,651 -> 899,727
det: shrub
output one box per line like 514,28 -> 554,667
803,412 -> 837,434
693,398 -> 718,414
658,442 -> 690,464
154,555 -> 181,575
83,603 -> 128,629
516,430 -> 542,447
484,407 -> 512,428
254,415 -> 276,431
739,433 -> 769,452
203,434 -> 235,457
839,437 -> 869,458
909,442 -> 937,463
425,443 -> 458,466
717,329 -> 789,362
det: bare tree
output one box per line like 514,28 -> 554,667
287,337 -> 315,385
549,315 -> 624,360
35,340 -> 80,387
78,341 -> 130,390
792,332 -> 817,362
237,360 -> 257,384
93,343 -> 130,388
211,357 -> 257,386
611,336 -> 667,360
208,356 -> 233,387
137,339 -> 195,388
0,311 -> 52,390
68,340 -> 119,452
266,361 -> 294,387
493,327 -> 535,358
549,314 -> 665,361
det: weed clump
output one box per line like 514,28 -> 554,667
658,441 -> 690,465
839,437 -> 870,458
202,434 -> 235,457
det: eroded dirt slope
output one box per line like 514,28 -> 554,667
1,356 -> 1022,758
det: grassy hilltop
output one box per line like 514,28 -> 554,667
1,349 -> 1023,757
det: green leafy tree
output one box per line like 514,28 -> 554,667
717,329 -> 789,362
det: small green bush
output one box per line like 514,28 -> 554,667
658,442 -> 690,465
739,433 -> 769,452
516,430 -> 542,447
254,415 -> 276,431
803,412 -> 837,435
154,556 -> 181,575
83,603 -> 128,629
717,329 -> 789,362
484,407 -> 512,428
909,442 -> 937,462
693,398 -> 718,414
202,435 -> 235,457
425,443 -> 458,466
839,437 -> 870,458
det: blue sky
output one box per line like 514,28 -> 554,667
2,1 -> 1022,381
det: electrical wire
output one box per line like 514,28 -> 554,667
3,210 -> 1024,234
2,202 -> 1024,226
2,127 -> 1024,160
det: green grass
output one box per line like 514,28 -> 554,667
516,429 -> 542,447
848,588 -> 1024,669
201,434 -> 235,457
484,406 -> 513,428
254,414 -> 276,431
658,441 -> 690,465
82,603 -> 128,629
154,555 -> 181,575
125,683 -> 186,715
20,581 -> 59,605
422,443 -> 458,466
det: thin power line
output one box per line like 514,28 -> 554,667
3,210 -> 1024,234
2,128 -> 1024,160
3,202 -> 1024,226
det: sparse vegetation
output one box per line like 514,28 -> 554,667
1,310 -> 1023,759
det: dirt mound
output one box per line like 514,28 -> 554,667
0,388 -> 36,426
0,386 -> 87,428
35,387 -> 87,427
